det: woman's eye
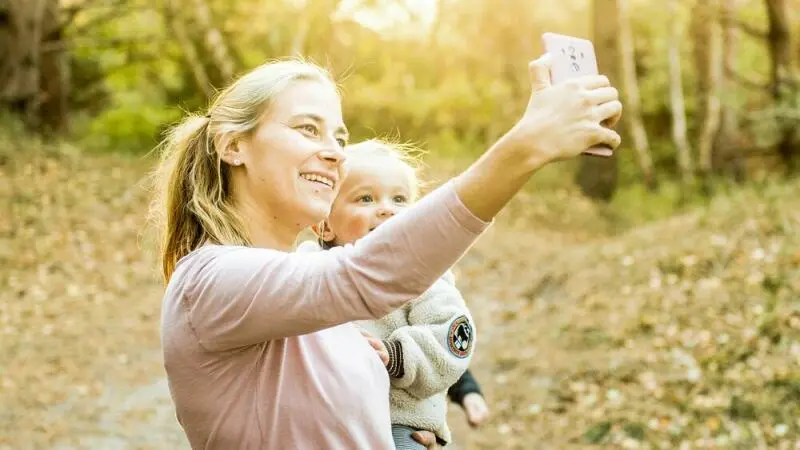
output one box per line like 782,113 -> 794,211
357,195 -> 373,203
336,138 -> 347,147
299,124 -> 318,135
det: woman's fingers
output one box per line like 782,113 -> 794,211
592,125 -> 622,150
586,87 -> 619,107
411,430 -> 442,449
363,336 -> 389,365
528,53 -> 553,93
594,100 -> 624,128
577,74 -> 611,90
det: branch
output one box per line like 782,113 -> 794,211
720,144 -> 780,161
725,65 -> 771,91
74,51 -> 166,91
40,34 -> 164,53
717,9 -> 768,39
61,0 -> 146,31
744,108 -> 800,122
71,3 -> 149,34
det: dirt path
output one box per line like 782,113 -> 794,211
10,150 -> 797,449
0,147 -> 577,449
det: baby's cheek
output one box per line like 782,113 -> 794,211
345,215 -> 371,240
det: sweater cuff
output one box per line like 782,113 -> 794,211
383,340 -> 404,378
442,179 -> 493,235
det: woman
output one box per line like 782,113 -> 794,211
152,56 -> 621,449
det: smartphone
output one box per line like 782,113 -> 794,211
541,32 -> 613,157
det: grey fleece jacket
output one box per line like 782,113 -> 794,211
357,269 -> 475,444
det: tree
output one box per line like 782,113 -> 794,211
696,0 -> 723,190
165,0 -> 214,98
667,0 -> 695,188
189,0 -> 236,83
714,0 -> 745,181
764,0 -> 797,171
618,0 -> 656,189
575,0 -> 620,202
0,0 -> 69,131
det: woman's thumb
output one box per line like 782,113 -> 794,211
529,53 -> 553,92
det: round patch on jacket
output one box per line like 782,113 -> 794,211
448,315 -> 473,358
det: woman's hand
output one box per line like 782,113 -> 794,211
462,392 -> 490,428
505,53 -> 623,167
411,430 -> 443,449
454,53 -> 623,222
359,330 -> 389,366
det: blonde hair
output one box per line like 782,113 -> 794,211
344,139 -> 425,201
150,59 -> 336,283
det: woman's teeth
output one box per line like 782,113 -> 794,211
300,173 -> 334,188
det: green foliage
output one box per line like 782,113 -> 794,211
6,0 -> 799,187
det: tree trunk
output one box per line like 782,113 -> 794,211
189,0 -> 236,83
164,0 -> 213,98
691,0 -> 712,126
38,0 -> 69,132
0,0 -> 47,124
764,0 -> 797,171
575,0 -> 620,202
714,0 -> 745,181
618,0 -> 656,190
697,0 -> 723,190
667,0 -> 695,187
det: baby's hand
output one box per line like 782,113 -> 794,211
359,329 -> 389,367
462,392 -> 490,428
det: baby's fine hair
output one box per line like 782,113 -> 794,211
344,139 -> 425,202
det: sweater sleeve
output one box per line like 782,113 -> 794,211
447,369 -> 483,405
384,272 -> 475,399
173,181 -> 490,351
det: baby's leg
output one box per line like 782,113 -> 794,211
391,425 -> 428,450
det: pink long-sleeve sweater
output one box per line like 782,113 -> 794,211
160,181 -> 490,449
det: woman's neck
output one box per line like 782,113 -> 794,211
235,195 -> 299,252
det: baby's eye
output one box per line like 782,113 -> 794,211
393,195 -> 408,204
336,137 -> 348,147
298,124 -> 319,135
357,194 -> 374,203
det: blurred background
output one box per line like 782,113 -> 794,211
1,0 -> 799,448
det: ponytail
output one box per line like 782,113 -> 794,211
149,115 -> 249,283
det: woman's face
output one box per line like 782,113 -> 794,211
230,79 -> 349,233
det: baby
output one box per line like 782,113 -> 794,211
301,139 -> 476,449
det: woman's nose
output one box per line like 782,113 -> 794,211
318,147 -> 346,166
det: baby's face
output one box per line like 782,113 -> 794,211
325,156 -> 414,245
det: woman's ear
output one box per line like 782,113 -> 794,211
220,135 -> 246,167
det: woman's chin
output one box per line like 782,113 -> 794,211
299,199 -> 332,226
